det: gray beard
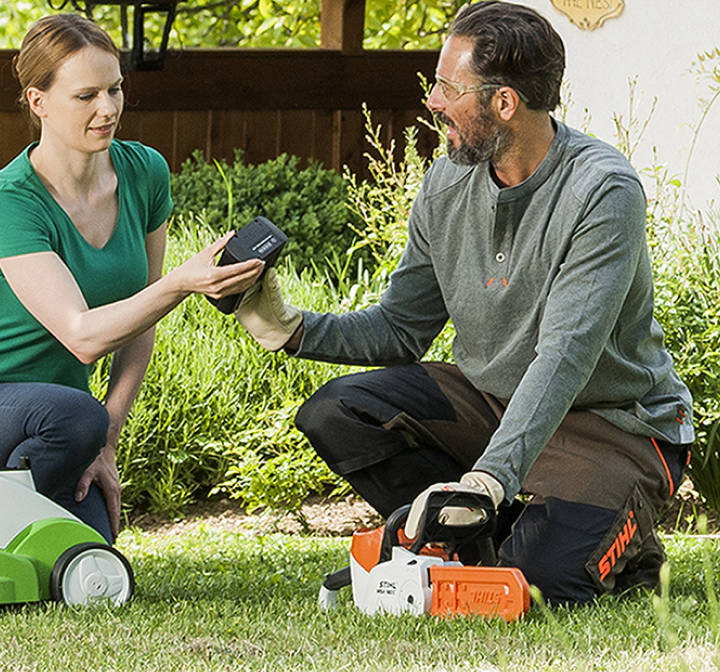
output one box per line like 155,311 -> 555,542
447,124 -> 512,165
436,106 -> 512,166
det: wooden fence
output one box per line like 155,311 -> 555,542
0,47 -> 439,177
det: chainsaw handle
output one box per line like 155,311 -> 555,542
389,491 -> 498,566
380,504 -> 411,563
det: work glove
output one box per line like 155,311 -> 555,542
404,471 -> 505,539
234,268 -> 303,351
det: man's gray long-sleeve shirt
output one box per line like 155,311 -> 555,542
296,121 -> 694,500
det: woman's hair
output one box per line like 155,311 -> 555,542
449,1 -> 565,111
13,13 -> 119,126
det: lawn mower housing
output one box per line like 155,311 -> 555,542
0,464 -> 133,606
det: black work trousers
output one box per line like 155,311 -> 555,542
295,363 -> 689,606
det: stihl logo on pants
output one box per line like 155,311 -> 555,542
597,510 -> 638,582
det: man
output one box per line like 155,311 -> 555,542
235,1 -> 693,606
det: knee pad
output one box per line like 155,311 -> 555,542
499,499 -> 616,607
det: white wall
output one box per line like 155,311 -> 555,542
520,0 -> 720,210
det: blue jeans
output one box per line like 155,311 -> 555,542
0,382 -> 113,543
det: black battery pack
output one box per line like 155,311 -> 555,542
207,216 -> 287,314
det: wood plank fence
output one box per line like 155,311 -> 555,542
0,47 -> 439,178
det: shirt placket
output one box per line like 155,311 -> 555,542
486,200 -> 513,289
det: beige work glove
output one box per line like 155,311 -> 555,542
404,471 -> 504,538
234,268 -> 302,351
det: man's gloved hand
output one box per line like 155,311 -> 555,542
404,471 -> 504,539
234,268 -> 302,351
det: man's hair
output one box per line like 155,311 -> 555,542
449,1 -> 565,111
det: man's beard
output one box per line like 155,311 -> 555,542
436,108 -> 512,166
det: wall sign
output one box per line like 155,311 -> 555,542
550,0 -> 625,31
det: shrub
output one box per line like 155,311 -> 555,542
631,57 -> 720,510
91,216 -> 372,518
651,201 -> 720,509
170,150 -> 362,271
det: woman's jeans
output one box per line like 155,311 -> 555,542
0,382 -> 113,543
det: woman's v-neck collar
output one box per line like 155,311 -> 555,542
24,140 -> 122,251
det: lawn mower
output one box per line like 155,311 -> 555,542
318,490 -> 530,621
0,462 -> 133,606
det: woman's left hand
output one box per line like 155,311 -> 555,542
74,444 -> 121,539
172,232 -> 266,299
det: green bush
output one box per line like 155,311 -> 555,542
91,216 -> 375,518
651,201 -> 720,509
170,150 -> 362,271
626,57 -> 720,510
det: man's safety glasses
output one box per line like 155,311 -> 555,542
433,74 -> 529,103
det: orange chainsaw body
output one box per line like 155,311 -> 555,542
348,523 -> 530,621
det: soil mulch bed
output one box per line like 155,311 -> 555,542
127,477 -> 719,538
127,494 -> 383,538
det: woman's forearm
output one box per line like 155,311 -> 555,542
0,232 -> 264,365
101,327 -> 156,450
70,264 -> 190,363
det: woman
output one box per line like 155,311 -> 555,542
0,14 -> 263,543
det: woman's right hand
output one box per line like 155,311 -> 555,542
173,231 -> 266,300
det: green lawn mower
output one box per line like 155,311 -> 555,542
0,464 -> 133,606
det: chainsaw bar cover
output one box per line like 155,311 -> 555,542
429,565 -> 530,621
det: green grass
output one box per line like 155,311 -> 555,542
2,526 -> 720,671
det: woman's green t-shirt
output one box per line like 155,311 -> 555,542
0,140 -> 173,392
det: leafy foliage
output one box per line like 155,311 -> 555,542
170,150 -> 360,272
652,203 -> 720,509
167,0 -> 323,49
630,57 -> 720,510
0,2 -> 47,48
90,216 -> 367,518
339,101 -> 444,303
344,105 -> 430,276
0,0 -> 463,49
171,0 -> 463,50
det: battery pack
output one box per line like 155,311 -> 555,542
208,216 -> 287,314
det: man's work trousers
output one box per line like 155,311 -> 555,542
295,362 -> 690,606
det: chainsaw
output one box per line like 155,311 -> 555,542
318,490 -> 530,621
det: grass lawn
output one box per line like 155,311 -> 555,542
1,522 -> 719,672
